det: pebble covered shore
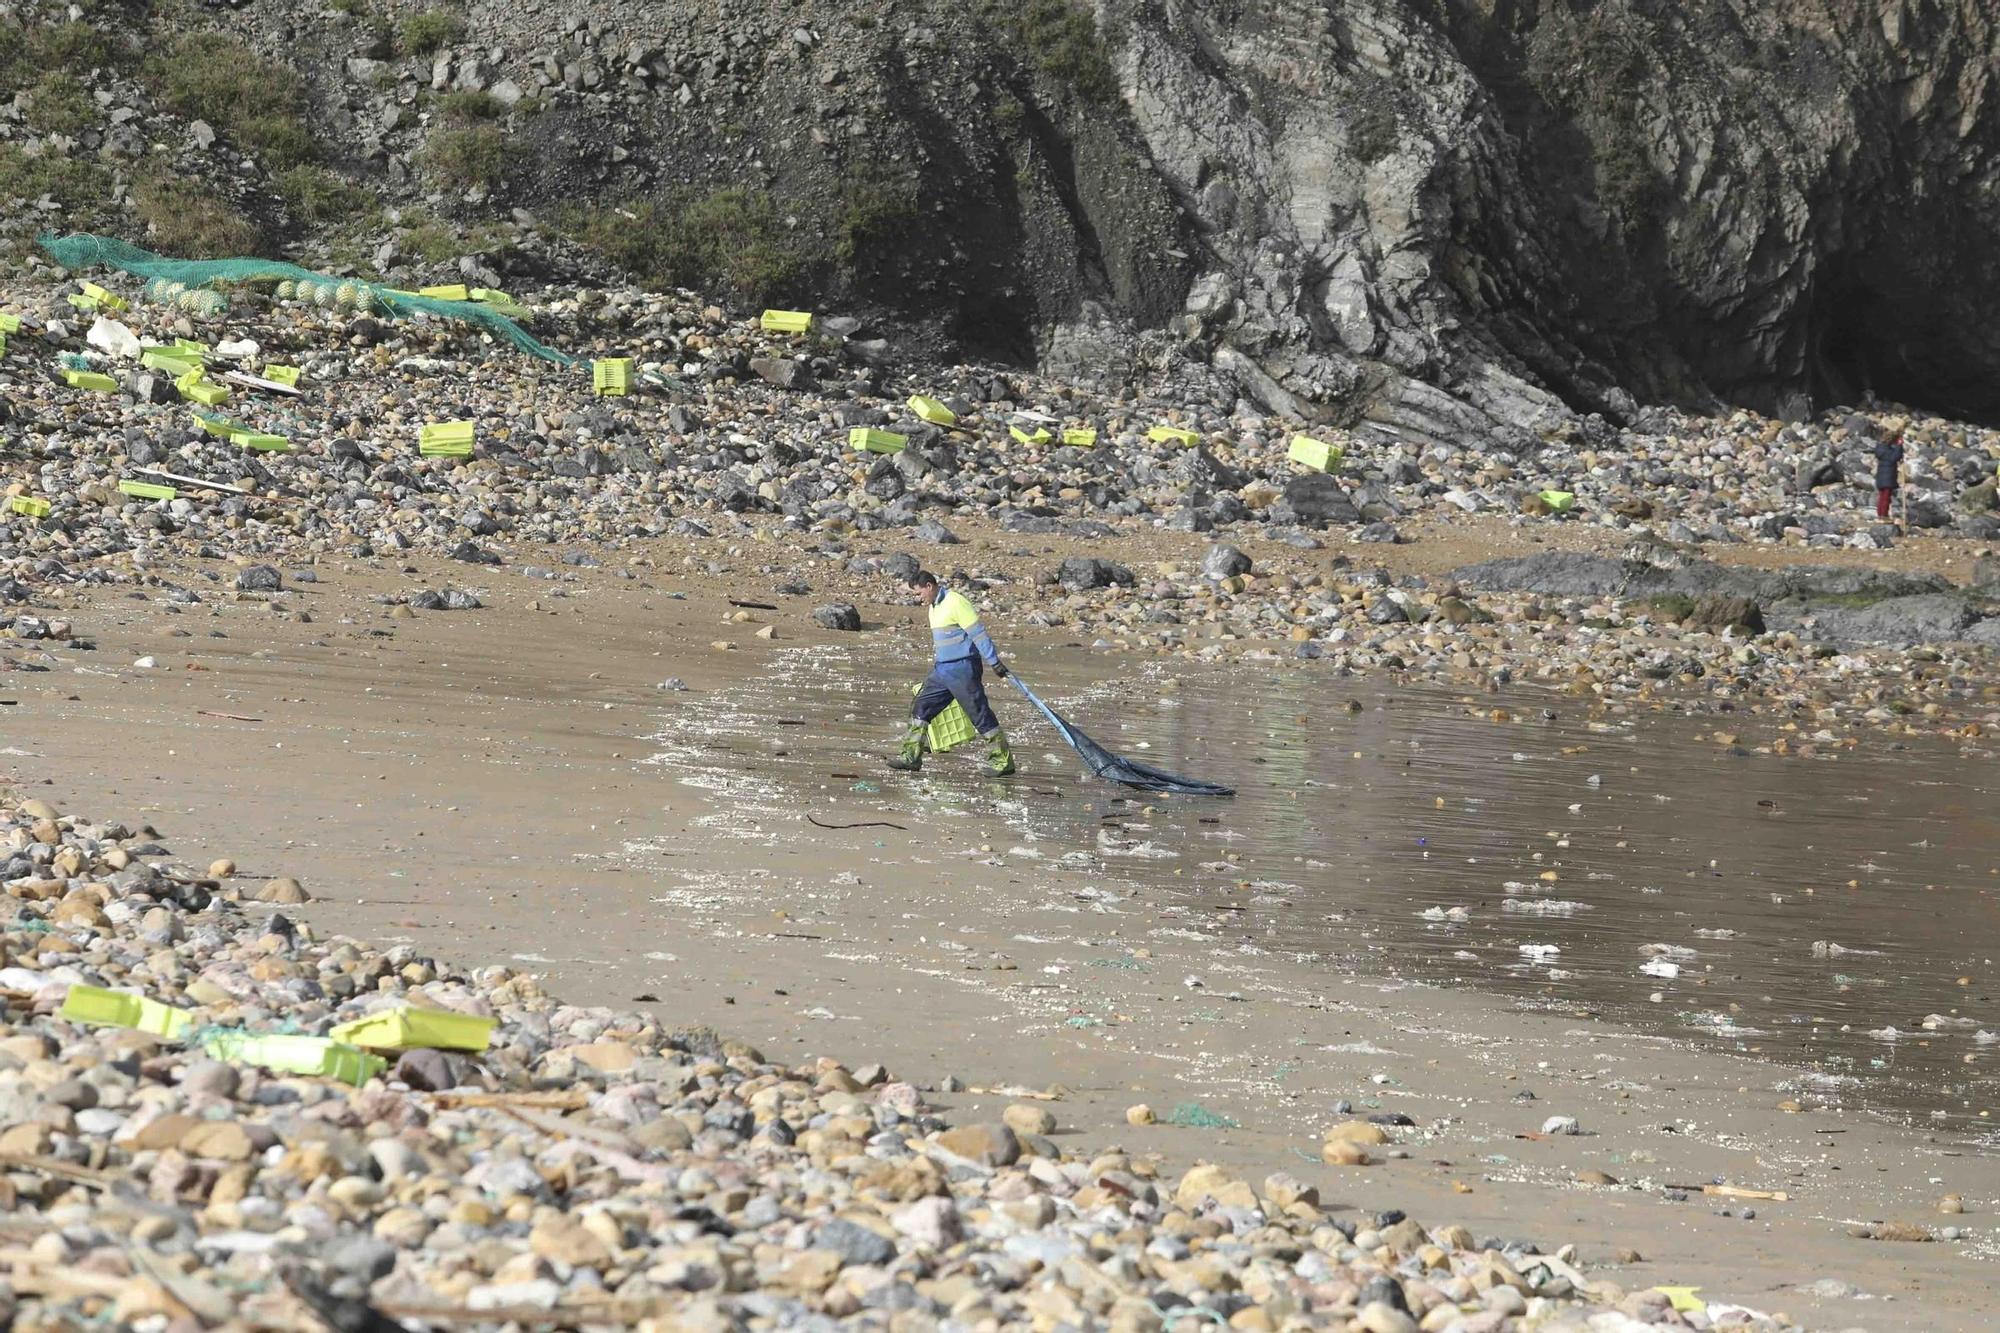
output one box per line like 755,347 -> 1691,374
0,791 -> 1796,1332
3,271 -> 1996,758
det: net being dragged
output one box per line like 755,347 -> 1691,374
1008,675 -> 1234,797
36,232 -> 576,365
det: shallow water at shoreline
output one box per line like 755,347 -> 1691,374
646,644 -> 2000,1144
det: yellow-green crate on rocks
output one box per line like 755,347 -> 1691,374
119,480 -> 177,501
593,358 -> 634,396
907,395 -> 956,426
419,422 -> 475,456
179,377 -> 230,407
142,348 -> 202,376
80,281 -> 128,312
1061,428 -> 1098,446
8,496 -> 51,518
63,368 -> 118,393
201,1031 -> 386,1086
1009,425 -> 1053,446
1288,435 -> 1342,472
232,430 -> 291,452
760,309 -> 813,334
194,409 -> 248,439
849,427 -> 907,455
1147,425 -> 1201,446
262,364 -> 301,386
59,984 -> 193,1038
331,1006 -> 496,1052
1537,489 -> 1576,513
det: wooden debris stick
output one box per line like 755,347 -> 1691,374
426,1087 -> 588,1110
131,468 -> 251,496
375,1298 -> 665,1326
132,468 -> 306,504
806,814 -> 908,831
500,1105 -> 641,1153
0,1151 -> 120,1190
218,370 -> 303,397
1665,1183 -> 1790,1201
196,710 -> 263,722
964,1080 -> 1064,1096
1,1260 -> 130,1300
501,1106 -> 675,1183
130,1248 -> 236,1325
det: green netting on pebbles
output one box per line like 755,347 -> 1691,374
37,232 -> 577,365
1164,1101 -> 1239,1129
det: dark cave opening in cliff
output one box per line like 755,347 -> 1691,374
1810,268 -> 2000,427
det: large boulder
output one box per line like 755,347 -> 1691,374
1270,474 -> 1359,529
1057,558 -> 1135,591
1686,594 -> 1765,635
1775,593 -> 1981,645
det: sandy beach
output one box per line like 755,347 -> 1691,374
13,516 -> 1997,1330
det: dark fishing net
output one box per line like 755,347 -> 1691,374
1009,677 -> 1234,797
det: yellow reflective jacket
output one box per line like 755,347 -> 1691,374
928,587 -> 999,666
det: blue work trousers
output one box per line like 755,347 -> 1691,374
913,658 -> 999,735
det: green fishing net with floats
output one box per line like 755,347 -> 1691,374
37,233 -> 576,365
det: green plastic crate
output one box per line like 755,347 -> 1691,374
174,337 -> 210,356
1289,435 -> 1342,473
593,358 -> 633,397
181,379 -> 230,407
59,984 -> 194,1039
922,697 -> 978,754
907,395 -> 956,426
0,332 -> 7,358
262,365 -> 301,387
8,496 -> 51,518
201,1031 -> 385,1087
64,369 -> 117,393
849,427 -> 907,455
760,309 -> 814,334
1009,425 -> 1053,446
233,431 -> 291,452
1147,425 -> 1201,447
142,348 -> 203,376
81,281 -> 128,312
470,289 -> 527,317
1061,428 -> 1098,447
119,480 -> 177,501
419,422 -> 475,457
1538,489 -> 1576,513
0,313 -> 20,334
330,1006 -> 495,1052
194,410 -> 248,439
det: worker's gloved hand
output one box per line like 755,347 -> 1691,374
992,660 -> 1010,679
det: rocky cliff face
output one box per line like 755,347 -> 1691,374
1105,0 -> 2000,441
5,0 -> 1996,440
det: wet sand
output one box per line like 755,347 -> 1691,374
12,533 -> 2000,1331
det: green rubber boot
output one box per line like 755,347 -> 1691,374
886,721 -> 926,772
985,727 -> 1016,777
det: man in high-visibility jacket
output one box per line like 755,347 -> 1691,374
888,570 -> 1016,775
